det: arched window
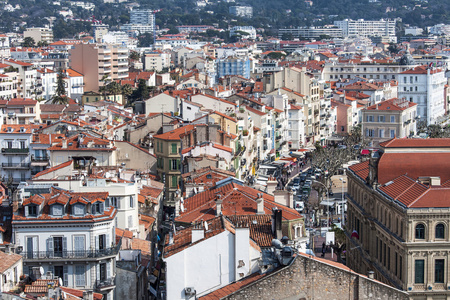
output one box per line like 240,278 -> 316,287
416,224 -> 425,239
435,223 -> 445,239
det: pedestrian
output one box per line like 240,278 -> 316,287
321,245 -> 326,257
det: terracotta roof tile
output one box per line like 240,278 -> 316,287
0,251 -> 22,273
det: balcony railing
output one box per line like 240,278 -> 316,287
2,163 -> 30,168
31,156 -> 49,162
2,148 -> 29,154
21,241 -> 121,261
95,276 -> 115,289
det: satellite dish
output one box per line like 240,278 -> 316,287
59,277 -> 63,286
39,267 -> 44,276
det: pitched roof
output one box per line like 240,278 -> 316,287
176,182 -> 302,224
379,138 -> 450,148
401,65 -> 442,75
59,287 -> 103,300
153,124 -> 195,141
365,98 -> 416,111
0,251 -> 22,273
33,160 -> 73,178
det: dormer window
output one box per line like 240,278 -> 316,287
51,204 -> 64,217
91,202 -> 104,215
73,203 -> 85,216
26,205 -> 38,217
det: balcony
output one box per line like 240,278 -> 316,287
21,241 -> 121,262
2,148 -> 29,154
2,163 -> 30,169
95,276 -> 115,290
275,135 -> 282,140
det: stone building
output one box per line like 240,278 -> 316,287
200,253 -> 408,299
346,138 -> 450,299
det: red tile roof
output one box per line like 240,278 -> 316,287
153,124 -> 195,141
379,138 -> 450,148
401,65 -> 442,75
0,251 -> 22,273
59,287 -> 103,300
365,98 -> 416,111
176,182 -> 302,224
377,152 -> 450,185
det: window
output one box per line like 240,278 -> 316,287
366,115 -> 374,122
75,265 -> 85,286
415,260 -> 425,284
390,116 -> 395,123
171,143 -> 177,154
73,204 -> 85,216
416,224 -> 425,239
436,223 -> 445,239
171,159 -> 180,170
52,205 -> 63,216
26,205 -> 37,216
379,129 -> 385,138
92,202 -> 104,215
98,234 -> 106,250
129,196 -> 134,208
341,126 -> 344,132
99,263 -> 107,281
435,259 -> 444,283
20,141 -> 26,149
366,129 -> 374,137
377,115 -> 385,122
390,130 -> 395,138
53,236 -> 64,257
171,175 -> 178,188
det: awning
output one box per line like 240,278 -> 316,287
361,149 -> 370,155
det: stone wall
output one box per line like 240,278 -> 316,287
224,254 -> 409,300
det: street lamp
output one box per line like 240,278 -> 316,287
339,177 -> 346,226
313,180 -> 330,228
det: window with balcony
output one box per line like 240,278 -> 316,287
75,265 -> 86,286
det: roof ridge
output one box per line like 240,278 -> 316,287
407,186 -> 431,208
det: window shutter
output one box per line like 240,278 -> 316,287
106,261 -> 111,279
177,159 -> 180,170
99,203 -> 104,214
118,198 -> 121,209
33,237 -> 38,252
106,234 -> 110,249
25,206 -> 29,217
63,266 -> 68,286
95,236 -> 99,250
96,264 -> 100,281
62,237 -> 67,256
47,238 -> 54,258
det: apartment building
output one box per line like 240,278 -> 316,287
0,124 -> 41,186
323,61 -> 413,82
36,68 -> 57,101
64,68 -> 85,101
4,60 -> 37,99
346,138 -> 450,299
278,26 -> 343,39
361,98 -> 417,146
14,186 -> 118,300
216,57 -> 251,79
69,43 -> 128,93
228,6 -> 253,18
23,27 -> 54,44
334,19 -> 396,41
398,66 -> 446,125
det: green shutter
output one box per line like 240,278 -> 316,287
177,159 -> 180,170
172,176 -> 177,188
171,143 -> 177,154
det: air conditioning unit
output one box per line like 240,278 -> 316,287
185,287 -> 196,296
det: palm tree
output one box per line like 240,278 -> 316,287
106,81 -> 123,103
122,83 -> 133,106
51,70 -> 68,104
99,74 -> 110,100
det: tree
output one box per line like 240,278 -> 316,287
330,224 -> 346,263
138,32 -> 154,47
131,79 -> 150,102
99,74 -> 110,100
122,83 -> 133,106
22,37 -> 35,47
106,81 -> 123,103
37,40 -> 48,47
129,51 -> 141,62
266,52 -> 285,60
387,43 -> 400,54
51,70 -> 68,104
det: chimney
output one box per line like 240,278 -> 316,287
175,195 -> 181,217
83,291 -> 94,300
266,176 -> 278,195
256,193 -> 264,214
191,222 -> 205,243
271,209 -> 282,239
367,270 -> 374,279
215,194 -> 223,216
62,138 -> 67,149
